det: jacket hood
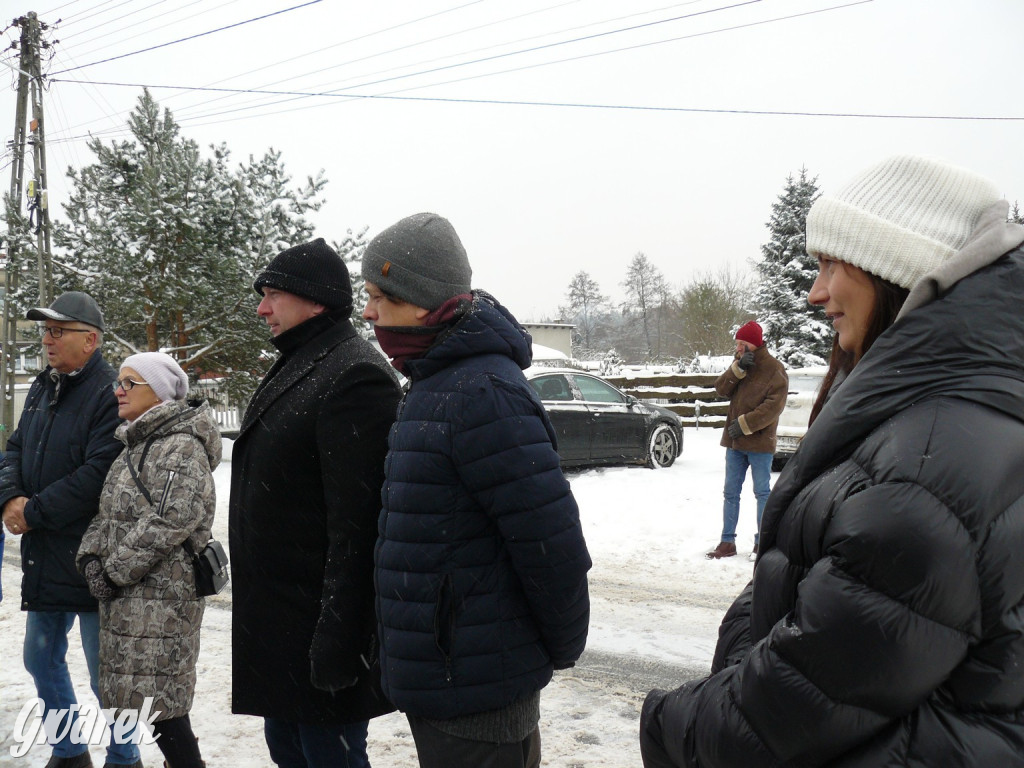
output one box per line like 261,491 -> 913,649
899,200 -> 1024,318
762,243 -> 1024,551
404,290 -> 533,381
118,400 -> 223,471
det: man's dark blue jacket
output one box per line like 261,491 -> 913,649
0,351 -> 121,611
374,291 -> 592,719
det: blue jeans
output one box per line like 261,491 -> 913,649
24,610 -> 141,764
264,717 -> 370,768
722,448 -> 772,545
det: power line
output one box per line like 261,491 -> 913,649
363,0 -> 875,102
47,78 -> 1024,125
161,0 -> 492,118
56,0 -> 245,58
106,0 -> 883,127
37,0 -> 86,18
42,0 -> 119,25
274,0 -> 767,101
49,0 -> 322,75
166,0 -> 707,124
58,0 -> 178,42
166,0 -> 755,124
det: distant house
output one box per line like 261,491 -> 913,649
522,322 -> 574,359
530,343 -> 569,364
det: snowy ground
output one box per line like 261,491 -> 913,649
0,427 -> 767,767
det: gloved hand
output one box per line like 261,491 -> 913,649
727,421 -> 744,440
82,557 -> 118,601
310,649 -> 359,693
737,350 -> 756,371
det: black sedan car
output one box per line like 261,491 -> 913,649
526,369 -> 683,469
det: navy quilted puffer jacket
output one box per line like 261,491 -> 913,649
374,291 -> 592,719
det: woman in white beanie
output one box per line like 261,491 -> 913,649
641,156 -> 1024,767
78,352 -> 221,768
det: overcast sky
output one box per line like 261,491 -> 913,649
3,0 -> 1022,322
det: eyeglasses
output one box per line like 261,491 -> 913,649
112,378 -> 150,392
40,325 -> 93,339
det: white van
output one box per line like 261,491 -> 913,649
773,366 -> 827,471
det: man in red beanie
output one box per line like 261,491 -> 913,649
707,321 -> 788,559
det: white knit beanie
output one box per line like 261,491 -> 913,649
805,155 -> 1002,289
121,352 -> 189,402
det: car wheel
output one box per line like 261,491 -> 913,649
647,424 -> 678,469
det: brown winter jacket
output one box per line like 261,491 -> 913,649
78,400 -> 221,721
716,345 -> 788,454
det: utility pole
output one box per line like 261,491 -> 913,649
2,12 -> 54,449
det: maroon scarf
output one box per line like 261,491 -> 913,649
373,294 -> 471,375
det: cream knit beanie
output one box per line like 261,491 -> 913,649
805,155 -> 1002,289
122,352 -> 189,402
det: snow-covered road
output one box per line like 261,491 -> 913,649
1,427 -> 767,767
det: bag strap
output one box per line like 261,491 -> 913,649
124,434 -> 199,560
125,438 -> 155,505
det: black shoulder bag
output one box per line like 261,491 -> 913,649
125,439 -> 229,597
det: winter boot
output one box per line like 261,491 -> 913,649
705,541 -> 737,559
45,753 -> 93,768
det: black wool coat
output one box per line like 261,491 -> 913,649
0,351 -> 121,612
641,244 -> 1024,767
230,312 -> 401,725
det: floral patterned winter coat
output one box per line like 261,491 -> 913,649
78,400 -> 221,721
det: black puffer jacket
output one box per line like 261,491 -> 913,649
0,351 -> 121,611
642,239 -> 1024,764
375,292 -> 592,719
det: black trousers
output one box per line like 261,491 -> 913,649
152,714 -> 203,768
406,715 -> 541,768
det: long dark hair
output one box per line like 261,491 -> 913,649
808,274 -> 909,425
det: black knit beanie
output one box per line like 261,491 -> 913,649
361,213 -> 472,311
253,238 -> 353,315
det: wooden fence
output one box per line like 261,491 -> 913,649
602,372 -> 729,428
192,371 -> 732,437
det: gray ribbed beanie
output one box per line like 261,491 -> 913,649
361,213 -> 472,310
121,352 -> 189,402
806,155 -> 1002,290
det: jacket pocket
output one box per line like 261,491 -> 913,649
433,573 -> 455,682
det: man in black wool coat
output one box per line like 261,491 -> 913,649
229,238 -> 401,768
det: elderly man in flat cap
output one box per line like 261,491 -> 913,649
0,291 -> 142,768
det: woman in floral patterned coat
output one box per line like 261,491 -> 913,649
78,352 -> 221,768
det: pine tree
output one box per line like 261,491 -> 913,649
55,89 -> 326,401
752,167 -> 831,367
339,227 -> 372,338
1010,201 -> 1024,225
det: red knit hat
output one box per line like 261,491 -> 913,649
735,321 -> 763,347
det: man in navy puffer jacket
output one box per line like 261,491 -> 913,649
362,212 -> 591,768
